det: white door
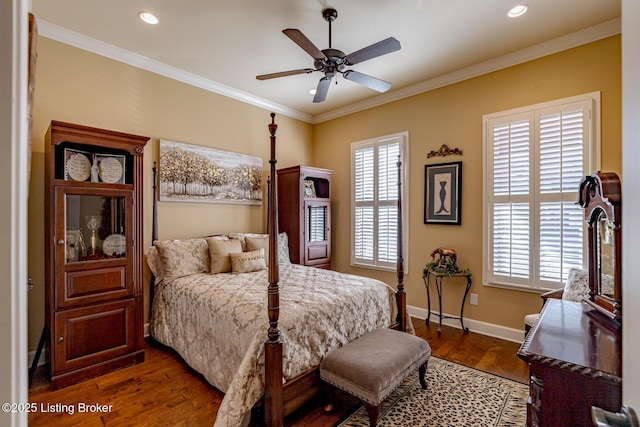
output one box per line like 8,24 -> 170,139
1,1 -> 29,427
622,0 -> 640,416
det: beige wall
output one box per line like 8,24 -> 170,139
27,37 -> 314,350
313,35 -> 621,330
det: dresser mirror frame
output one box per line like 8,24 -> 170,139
578,172 -> 622,324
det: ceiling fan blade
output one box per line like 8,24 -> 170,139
343,70 -> 392,93
283,29 -> 326,61
313,76 -> 332,103
344,37 -> 401,65
256,68 -> 315,80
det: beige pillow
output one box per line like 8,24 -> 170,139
246,236 -> 269,264
207,238 -> 243,273
245,232 -> 291,266
154,238 -> 209,283
227,232 -> 268,251
277,232 -> 291,265
229,249 -> 267,273
145,245 -> 165,285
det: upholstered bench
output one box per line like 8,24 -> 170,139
319,328 -> 431,427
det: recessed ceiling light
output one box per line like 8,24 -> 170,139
138,11 -> 159,25
507,5 -> 528,18
309,89 -> 317,95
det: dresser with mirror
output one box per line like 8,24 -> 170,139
518,172 -> 622,427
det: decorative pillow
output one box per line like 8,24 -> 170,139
229,249 -> 267,273
154,238 -> 209,283
246,236 -> 269,263
563,268 -> 590,302
277,232 -> 291,265
227,233 -> 268,251
245,232 -> 292,266
207,238 -> 243,273
145,245 -> 165,285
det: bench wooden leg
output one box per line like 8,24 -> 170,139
322,381 -> 334,412
364,402 -> 380,427
418,360 -> 428,389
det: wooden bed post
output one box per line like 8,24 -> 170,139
396,156 -> 407,332
150,162 -> 158,304
264,113 -> 284,427
152,161 -> 158,243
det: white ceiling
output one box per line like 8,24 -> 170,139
31,0 -> 621,123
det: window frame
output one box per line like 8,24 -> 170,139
350,132 -> 409,272
482,92 -> 601,292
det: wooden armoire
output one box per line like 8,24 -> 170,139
277,166 -> 332,269
44,121 -> 148,389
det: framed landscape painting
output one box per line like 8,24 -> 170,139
159,140 -> 263,205
424,162 -> 462,224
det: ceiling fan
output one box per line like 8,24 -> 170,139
256,8 -> 401,103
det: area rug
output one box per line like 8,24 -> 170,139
338,356 -> 527,427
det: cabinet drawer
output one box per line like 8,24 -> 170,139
306,244 -> 328,261
53,299 -> 135,374
57,264 -> 131,308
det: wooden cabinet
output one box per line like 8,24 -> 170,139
277,166 -> 332,269
517,299 -> 621,426
44,121 -> 148,389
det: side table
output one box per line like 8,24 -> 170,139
423,270 -> 472,333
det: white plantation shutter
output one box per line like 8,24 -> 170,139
484,94 -> 598,291
354,145 -> 375,262
352,133 -> 408,270
537,106 -> 586,284
307,205 -> 327,242
492,203 -> 531,279
377,143 -> 399,264
489,115 -> 532,285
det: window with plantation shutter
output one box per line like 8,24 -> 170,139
483,93 -> 600,291
351,132 -> 409,271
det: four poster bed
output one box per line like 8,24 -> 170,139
147,113 -> 407,427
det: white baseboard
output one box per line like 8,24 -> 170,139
407,304 -> 526,344
144,322 -> 150,338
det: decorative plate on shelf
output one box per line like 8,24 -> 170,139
103,234 -> 126,256
99,156 -> 124,184
66,152 -> 91,181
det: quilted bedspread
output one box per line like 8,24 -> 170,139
150,263 -> 398,427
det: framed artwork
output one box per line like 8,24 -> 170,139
159,139 -> 263,205
424,162 -> 462,225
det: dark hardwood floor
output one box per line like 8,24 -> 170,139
29,317 -> 529,426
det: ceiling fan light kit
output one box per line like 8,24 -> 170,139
256,8 -> 401,103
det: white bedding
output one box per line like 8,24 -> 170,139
150,263 -> 398,427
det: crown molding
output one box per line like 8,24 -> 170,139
38,18 -> 620,125
312,18 -> 621,123
37,20 -> 314,123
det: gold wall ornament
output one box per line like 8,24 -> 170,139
427,144 -> 463,158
